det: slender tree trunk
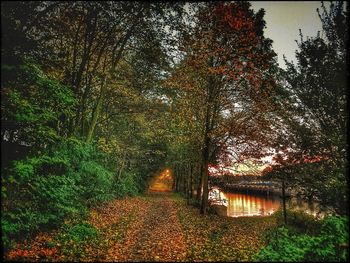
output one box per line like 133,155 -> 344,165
186,166 -> 190,205
183,163 -> 187,194
86,76 -> 106,142
74,10 -> 97,92
190,163 -> 193,199
71,17 -> 83,86
200,136 -> 210,214
282,178 -> 287,225
79,27 -> 115,137
176,173 -> 180,192
200,80 -> 212,214
172,164 -> 176,190
176,164 -> 181,192
117,151 -> 127,182
186,163 -> 192,205
197,166 -> 203,204
175,165 -> 180,192
180,164 -> 183,192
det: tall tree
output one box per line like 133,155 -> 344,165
267,1 -> 348,214
166,2 -> 278,213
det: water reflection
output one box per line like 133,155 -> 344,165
209,188 -> 280,217
209,188 -> 324,218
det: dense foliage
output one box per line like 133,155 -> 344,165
1,1 -> 180,251
2,61 -> 76,152
1,1 -> 348,260
254,215 -> 348,262
2,139 -> 144,250
262,1 -> 348,215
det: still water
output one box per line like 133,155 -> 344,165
210,188 -> 280,217
209,188 -> 322,218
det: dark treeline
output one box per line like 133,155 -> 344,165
1,1 -> 348,259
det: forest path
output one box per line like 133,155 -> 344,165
102,169 -> 186,261
103,192 -> 187,262
6,172 -> 275,262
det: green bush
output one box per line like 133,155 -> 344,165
78,160 -> 114,204
1,139 -> 114,250
254,215 -> 349,262
114,171 -> 141,197
54,222 -> 100,259
2,153 -> 79,249
57,222 -> 99,244
1,136 -> 152,253
273,208 -> 322,235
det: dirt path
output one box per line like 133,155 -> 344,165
100,170 -> 186,261
103,193 -> 186,262
130,193 -> 187,261
5,170 -> 276,262
102,170 -> 186,261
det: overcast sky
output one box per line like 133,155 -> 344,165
250,1 -> 328,68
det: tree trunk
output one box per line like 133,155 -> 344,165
86,76 -> 106,143
172,164 -> 176,190
282,179 -> 287,225
183,163 -> 187,194
200,136 -> 210,214
117,151 -> 127,182
175,165 -> 180,192
196,165 -> 203,204
200,80 -> 212,214
190,163 -> 193,199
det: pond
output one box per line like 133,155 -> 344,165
209,187 -> 323,218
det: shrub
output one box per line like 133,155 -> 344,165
254,215 -> 349,262
54,222 -> 100,259
1,153 -> 82,250
114,171 -> 140,197
1,138 -> 151,252
273,208 -> 322,235
1,139 -> 114,251
57,222 -> 99,244
78,160 -> 114,204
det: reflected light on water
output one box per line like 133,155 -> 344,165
213,189 -> 280,217
210,188 -> 324,218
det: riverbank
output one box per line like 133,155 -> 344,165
5,192 -> 277,262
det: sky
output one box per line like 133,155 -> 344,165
250,1 -> 328,68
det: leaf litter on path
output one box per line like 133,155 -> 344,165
5,192 -> 276,262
